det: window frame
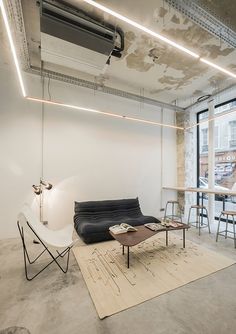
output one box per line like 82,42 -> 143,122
215,125 -> 219,150
201,127 -> 208,153
196,98 -> 236,220
197,98 -> 236,187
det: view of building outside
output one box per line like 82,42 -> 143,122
198,100 -> 236,217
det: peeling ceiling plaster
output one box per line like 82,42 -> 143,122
4,0 -> 236,107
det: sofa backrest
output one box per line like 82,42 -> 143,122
74,198 -> 142,222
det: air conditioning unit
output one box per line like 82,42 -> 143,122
40,0 -> 123,76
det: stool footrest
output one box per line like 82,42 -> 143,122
217,229 -> 235,235
190,222 -> 209,228
217,233 -> 236,241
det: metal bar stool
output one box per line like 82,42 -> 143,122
216,211 -> 236,248
187,205 -> 210,236
164,200 -> 182,222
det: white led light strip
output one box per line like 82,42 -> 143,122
200,58 -> 236,79
0,0 -> 26,97
26,97 -> 184,130
83,0 -> 236,79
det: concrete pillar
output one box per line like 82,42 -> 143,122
208,99 -> 215,224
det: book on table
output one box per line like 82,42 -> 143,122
144,221 -> 184,231
144,223 -> 164,231
109,223 -> 137,234
169,221 -> 183,228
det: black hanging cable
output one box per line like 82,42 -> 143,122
160,107 -> 164,211
47,75 -> 51,100
40,61 -> 45,223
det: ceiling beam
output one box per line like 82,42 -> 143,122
28,66 -> 184,112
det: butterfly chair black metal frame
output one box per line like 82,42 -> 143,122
17,205 -> 76,281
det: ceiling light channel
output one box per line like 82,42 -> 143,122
0,0 -> 26,97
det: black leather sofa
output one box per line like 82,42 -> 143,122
74,197 -> 160,244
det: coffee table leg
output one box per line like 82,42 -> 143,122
166,231 -> 168,246
127,246 -> 130,268
122,245 -> 124,255
183,229 -> 185,248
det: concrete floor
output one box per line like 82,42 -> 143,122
1,222 -> 236,334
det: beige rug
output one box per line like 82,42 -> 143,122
73,233 -> 235,319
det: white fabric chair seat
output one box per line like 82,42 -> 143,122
18,204 -> 74,248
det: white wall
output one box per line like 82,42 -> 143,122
0,64 -> 177,239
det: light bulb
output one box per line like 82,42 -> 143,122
41,180 -> 53,190
32,185 -> 42,195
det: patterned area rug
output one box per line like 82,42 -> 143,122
73,233 -> 235,319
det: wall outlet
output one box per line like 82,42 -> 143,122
160,208 -> 165,212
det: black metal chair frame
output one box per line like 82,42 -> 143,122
17,220 -> 72,281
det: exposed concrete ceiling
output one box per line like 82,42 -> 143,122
2,0 -> 236,108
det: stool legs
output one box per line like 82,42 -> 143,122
187,207 -> 192,227
225,216 -> 229,239
188,206 -> 210,235
164,202 -> 168,220
179,204 -> 183,223
164,201 -> 182,222
205,208 -> 211,234
197,208 -> 200,236
216,213 -> 236,248
216,213 -> 222,242
233,217 -> 236,249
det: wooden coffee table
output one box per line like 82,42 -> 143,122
109,223 -> 189,268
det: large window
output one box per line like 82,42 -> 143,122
197,99 -> 236,219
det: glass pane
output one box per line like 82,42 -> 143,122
214,102 -> 236,217
198,100 -> 236,219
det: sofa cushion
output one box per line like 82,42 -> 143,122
74,198 -> 142,217
74,198 -> 159,244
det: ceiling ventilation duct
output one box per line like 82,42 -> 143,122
40,0 -> 124,76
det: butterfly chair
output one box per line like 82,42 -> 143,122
17,204 -> 77,281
